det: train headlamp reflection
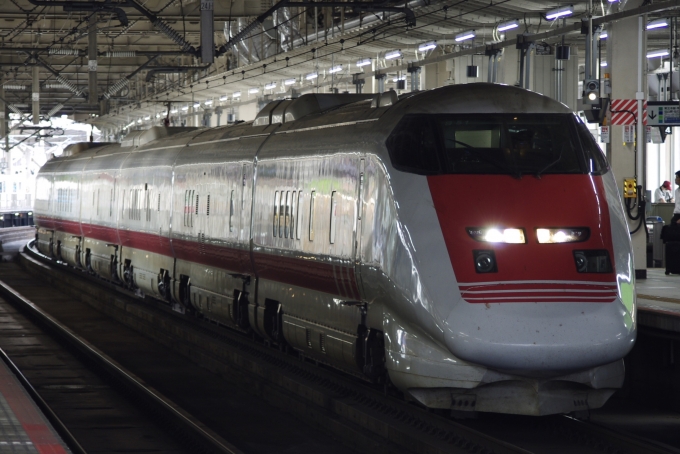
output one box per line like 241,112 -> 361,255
536,228 -> 590,243
467,227 -> 526,243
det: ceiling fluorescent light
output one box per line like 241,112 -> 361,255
170,108 -> 178,113
647,19 -> 669,30
647,49 -> 670,58
600,61 -> 608,67
305,72 -> 318,80
600,31 -> 608,39
545,5 -> 573,20
418,41 -> 437,52
497,20 -> 519,32
233,91 -> 241,98
219,95 -> 228,101
284,78 -> 297,85
193,102 -> 201,108
264,82 -> 277,90
248,87 -> 260,94
385,50 -> 402,60
181,105 -> 189,111
356,58 -> 371,67
455,30 -> 476,42
328,65 -> 343,74
205,99 -> 213,105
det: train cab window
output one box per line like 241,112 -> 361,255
575,121 -> 609,175
387,114 -> 588,176
385,116 -> 441,174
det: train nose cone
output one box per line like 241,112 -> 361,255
443,297 -> 636,374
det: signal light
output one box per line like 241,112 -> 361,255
583,79 -> 600,105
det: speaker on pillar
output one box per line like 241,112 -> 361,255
555,46 -> 570,60
467,66 -> 479,78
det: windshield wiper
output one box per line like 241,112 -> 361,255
448,139 -> 523,179
535,148 -> 563,179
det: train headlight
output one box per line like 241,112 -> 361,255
536,228 -> 590,243
467,227 -> 526,244
573,250 -> 612,273
473,250 -> 498,273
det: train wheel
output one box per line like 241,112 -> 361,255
123,261 -> 134,289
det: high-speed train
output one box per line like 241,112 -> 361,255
34,83 -> 636,416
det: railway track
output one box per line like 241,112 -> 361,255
2,241 -> 677,454
0,264 -> 239,453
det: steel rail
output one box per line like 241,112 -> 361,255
0,265 -> 245,454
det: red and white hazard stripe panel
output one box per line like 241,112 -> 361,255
610,99 -> 647,125
0,357 -> 69,454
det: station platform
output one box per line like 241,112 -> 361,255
0,353 -> 70,453
636,268 -> 680,334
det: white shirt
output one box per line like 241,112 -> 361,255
675,187 -> 680,214
655,187 -> 673,203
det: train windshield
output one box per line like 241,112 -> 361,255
387,114 -> 608,177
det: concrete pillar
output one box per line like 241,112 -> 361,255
89,13 -> 98,105
32,66 -> 39,124
608,0 -> 647,277
0,77 -> 6,139
498,29 -> 521,86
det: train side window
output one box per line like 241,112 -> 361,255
146,190 -> 151,222
110,189 -> 114,218
158,193 -> 161,212
229,190 -> 235,233
279,193 -> 285,238
309,191 -> 315,241
330,191 -> 337,244
195,194 -> 199,215
285,191 -> 290,238
273,191 -> 280,237
295,191 -> 301,240
122,190 -> 126,218
290,191 -> 297,238
207,195 -> 210,216
184,190 -> 188,226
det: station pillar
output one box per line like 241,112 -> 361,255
608,0 -> 647,278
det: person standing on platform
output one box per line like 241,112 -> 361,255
655,180 -> 674,203
673,171 -> 680,225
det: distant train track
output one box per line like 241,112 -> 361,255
15,240 -> 679,454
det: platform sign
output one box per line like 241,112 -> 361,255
647,101 -> 680,126
623,125 -> 635,143
600,125 -> 610,143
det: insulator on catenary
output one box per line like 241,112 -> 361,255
7,104 -> 23,115
47,103 -> 64,117
153,19 -> 194,53
56,76 -> 84,97
48,48 -> 80,56
105,51 -> 136,57
103,78 -> 130,100
2,84 -> 26,90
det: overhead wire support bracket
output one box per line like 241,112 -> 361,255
215,0 -> 415,59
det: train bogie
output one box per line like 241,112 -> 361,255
34,85 -> 636,416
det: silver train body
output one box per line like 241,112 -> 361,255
34,84 -> 636,415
